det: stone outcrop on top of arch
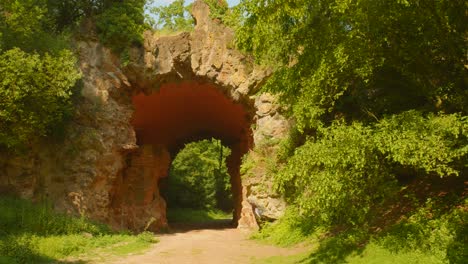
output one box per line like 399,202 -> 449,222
0,0 -> 288,231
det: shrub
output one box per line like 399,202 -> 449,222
273,111 -> 467,227
275,122 -> 397,226
0,48 -> 81,149
96,0 -> 146,53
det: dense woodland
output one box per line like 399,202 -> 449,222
0,0 -> 467,263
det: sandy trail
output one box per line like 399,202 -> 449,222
108,226 -> 305,264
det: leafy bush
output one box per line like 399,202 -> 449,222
0,0 -> 74,53
163,138 -> 232,211
274,111 -> 467,227
95,0 -> 147,53
276,122 -> 397,226
206,0 -> 242,28
0,48 -> 81,149
0,1 -> 82,150
375,111 -> 468,177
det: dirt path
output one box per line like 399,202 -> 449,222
108,227 -> 306,264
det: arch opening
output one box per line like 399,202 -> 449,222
162,138 -> 234,230
110,80 -> 253,231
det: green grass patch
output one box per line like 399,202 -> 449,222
345,243 -> 448,264
251,208 -> 319,247
0,196 -> 158,263
167,208 -> 232,223
250,252 -> 310,264
106,232 -> 158,256
251,197 -> 467,264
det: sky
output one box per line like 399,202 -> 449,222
154,0 -> 241,7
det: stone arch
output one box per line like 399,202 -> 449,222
111,80 -> 253,231
106,1 -> 271,231
0,0 -> 288,232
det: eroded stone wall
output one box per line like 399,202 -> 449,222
110,145 -> 169,231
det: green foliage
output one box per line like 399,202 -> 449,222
240,152 -> 255,177
0,0 -> 46,37
205,0 -> 229,21
0,48 -> 81,149
147,0 -> 241,32
148,0 -> 194,32
95,0 -> 147,53
347,198 -> 467,264
164,139 -> 232,211
206,0 -> 242,28
237,0 -> 468,250
254,197 -> 467,264
0,0 -> 151,56
276,122 -> 397,226
237,0 -> 467,130
375,111 -> 468,177
0,0 -> 70,53
0,196 -> 156,263
274,111 -> 467,227
0,196 -> 110,237
0,0 -> 82,150
251,207 -> 318,247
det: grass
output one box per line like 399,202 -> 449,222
250,252 -> 309,264
166,207 -> 232,223
250,207 -> 320,247
345,243 -> 448,264
0,196 -> 158,263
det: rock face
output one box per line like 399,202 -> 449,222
0,0 -> 287,231
110,145 -> 170,231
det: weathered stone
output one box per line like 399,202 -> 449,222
110,145 -> 170,231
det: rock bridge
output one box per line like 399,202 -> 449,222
0,0 -> 287,231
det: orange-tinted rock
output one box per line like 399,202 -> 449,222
110,145 -> 170,231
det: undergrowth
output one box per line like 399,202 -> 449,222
251,207 -> 319,247
0,196 -> 157,264
252,177 -> 468,264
